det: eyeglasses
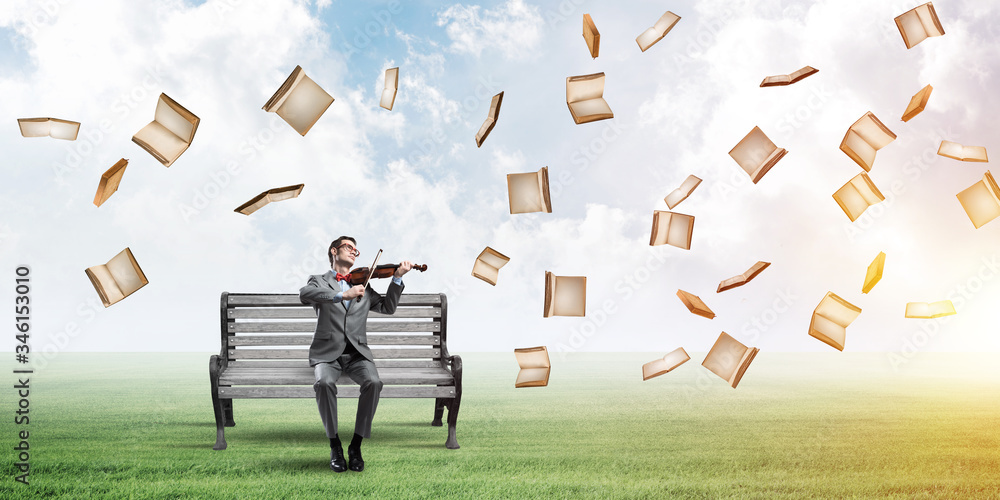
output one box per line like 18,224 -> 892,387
337,243 -> 360,257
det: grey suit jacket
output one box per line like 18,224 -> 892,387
299,270 -> 404,366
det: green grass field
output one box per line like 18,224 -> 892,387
3,352 -> 1000,499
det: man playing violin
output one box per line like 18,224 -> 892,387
299,236 -> 413,473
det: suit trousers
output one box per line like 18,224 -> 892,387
313,352 -> 383,439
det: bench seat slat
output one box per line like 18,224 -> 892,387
228,307 -> 440,319
218,386 -> 456,398
227,334 -> 441,346
227,294 -> 442,307
228,348 -> 440,359
229,322 -> 439,333
219,367 -> 454,385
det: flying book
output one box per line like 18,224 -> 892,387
676,290 -> 715,319
642,348 -> 690,381
728,126 -> 787,184
566,72 -> 613,124
472,246 -> 510,286
17,117 -> 80,140
759,66 -> 818,87
840,112 -> 896,172
507,166 -> 551,214
956,171 -> 1000,229
894,2 -> 945,49
808,291 -> 861,351
902,84 -> 932,122
649,211 -> 694,249
937,141 -> 988,162
717,261 -> 771,293
132,93 -> 200,167
85,247 -> 149,308
583,14 -> 600,58
475,91 -> 503,147
833,172 -> 885,222
544,272 -> 586,317
380,67 -> 399,111
234,184 -> 305,215
263,65 -> 334,136
664,175 -> 702,209
905,300 -> 955,319
636,10 -> 680,52
93,158 -> 128,207
702,332 -> 758,389
863,252 -> 886,294
514,346 -> 550,388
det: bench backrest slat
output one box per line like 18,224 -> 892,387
228,321 -> 439,334
228,359 -> 442,368
227,294 -> 442,307
229,334 -> 440,347
228,348 -> 441,359
229,307 -> 441,319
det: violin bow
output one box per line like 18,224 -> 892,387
363,249 -> 383,287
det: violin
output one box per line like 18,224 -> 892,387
346,263 -> 427,286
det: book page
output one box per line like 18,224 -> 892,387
841,129 -> 877,171
642,348 -> 690,381
957,172 -> 1000,229
702,332 -> 748,383
552,275 -> 586,316
896,10 -> 928,48
133,121 -> 188,165
155,95 -> 197,143
809,313 -> 846,350
515,367 -> 550,387
568,98 -> 613,121
635,28 -> 661,51
730,127 -> 777,177
508,171 -> 545,213
905,301 -> 956,319
276,73 -> 334,136
107,249 -> 147,297
853,113 -> 896,149
515,346 -> 550,369
471,259 -> 500,285
653,11 -> 680,34
566,73 -> 605,103
537,167 -> 551,212
477,247 -> 510,270
86,265 -> 124,305
664,175 -> 702,209
814,292 -> 861,328
916,3 -> 944,37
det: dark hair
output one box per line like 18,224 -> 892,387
328,236 -> 356,266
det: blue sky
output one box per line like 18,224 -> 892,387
2,0 -> 999,364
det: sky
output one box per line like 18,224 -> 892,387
1,0 -> 999,363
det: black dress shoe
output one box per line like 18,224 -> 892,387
347,446 -> 364,472
330,446 -> 347,473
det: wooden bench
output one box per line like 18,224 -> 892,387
208,292 -> 462,450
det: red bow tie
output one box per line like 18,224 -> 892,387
335,273 -> 352,283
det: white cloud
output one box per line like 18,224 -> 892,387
436,0 -> 543,61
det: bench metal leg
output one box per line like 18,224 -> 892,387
222,399 -> 235,427
209,355 -> 228,450
432,397 -> 446,426
445,355 -> 462,449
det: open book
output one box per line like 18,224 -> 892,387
894,2 -> 945,49
649,211 -> 694,249
566,72 -> 613,124
840,112 -> 896,172
476,91 -> 503,147
507,166 -> 551,214
132,93 -> 200,167
728,126 -> 787,184
17,117 -> 80,140
664,175 -> 702,209
905,300 -> 955,319
833,172 -> 885,222
85,248 -> 149,308
938,141 -> 988,162
93,159 -> 128,207
514,346 -> 551,388
759,66 -> 818,87
902,84 -> 932,122
234,184 -> 305,215
702,332 -> 758,389
676,290 -> 715,319
718,261 -> 770,293
809,291 -> 861,351
544,272 -> 586,317
380,67 -> 399,111
863,252 -> 886,294
636,10 -> 680,52
583,14 -> 600,58
263,65 -> 334,136
472,246 -> 510,286
956,171 -> 1000,229
642,347 -> 690,381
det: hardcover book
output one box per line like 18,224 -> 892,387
17,117 -> 81,140
664,175 -> 702,209
476,91 -> 504,147
131,93 -> 200,167
840,112 -> 896,172
728,126 -> 787,183
543,272 -> 586,317
380,67 -> 399,111
894,2 -> 945,49
507,166 -> 552,214
833,172 -> 885,222
902,84 -> 932,122
636,10 -> 680,52
472,246 -> 510,286
566,72 -> 613,124
263,65 -> 334,136
759,66 -> 818,87
93,159 -> 128,207
642,348 -> 690,381
702,332 -> 758,388
234,184 -> 305,215
85,248 -> 149,308
718,261 -> 771,293
956,171 -> 1000,229
649,211 -> 694,249
514,346 -> 551,388
863,252 -> 886,294
676,289 -> 715,319
809,291 -> 862,351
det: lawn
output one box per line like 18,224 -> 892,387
3,352 -> 999,499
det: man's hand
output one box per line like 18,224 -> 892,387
394,260 -> 413,278
343,285 -> 365,300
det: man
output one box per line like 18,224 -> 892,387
299,236 -> 413,472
